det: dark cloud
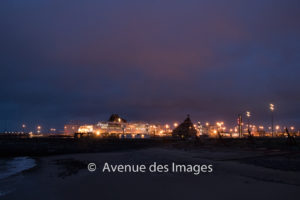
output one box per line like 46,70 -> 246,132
1,0 -> 300,130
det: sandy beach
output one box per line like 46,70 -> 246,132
1,147 -> 300,200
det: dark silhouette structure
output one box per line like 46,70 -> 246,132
108,114 -> 127,123
285,128 -> 297,146
172,115 -> 197,139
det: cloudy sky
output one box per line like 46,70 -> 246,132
1,0 -> 300,131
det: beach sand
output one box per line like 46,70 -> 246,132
2,147 -> 300,200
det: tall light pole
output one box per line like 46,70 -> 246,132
37,125 -> 41,134
246,111 -> 251,134
22,124 -> 26,132
237,114 -> 243,138
270,103 -> 274,137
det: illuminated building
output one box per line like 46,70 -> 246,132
64,124 -> 81,135
78,125 -> 94,133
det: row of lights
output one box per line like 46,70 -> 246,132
20,103 -> 295,135
21,124 -> 56,133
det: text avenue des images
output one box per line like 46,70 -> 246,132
100,162 -> 213,175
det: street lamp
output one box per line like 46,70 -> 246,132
165,124 -> 169,132
246,111 -> 251,133
291,126 -> 295,136
269,103 -> 275,137
246,111 -> 251,117
275,125 -> 280,135
22,124 -> 26,132
37,126 -> 41,134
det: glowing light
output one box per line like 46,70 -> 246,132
216,122 -> 224,127
37,126 -> 41,134
78,125 -> 93,133
22,124 -> 26,128
174,123 -> 178,127
246,111 -> 251,117
232,133 -> 239,138
270,103 -> 275,111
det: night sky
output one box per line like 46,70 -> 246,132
1,0 -> 300,131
